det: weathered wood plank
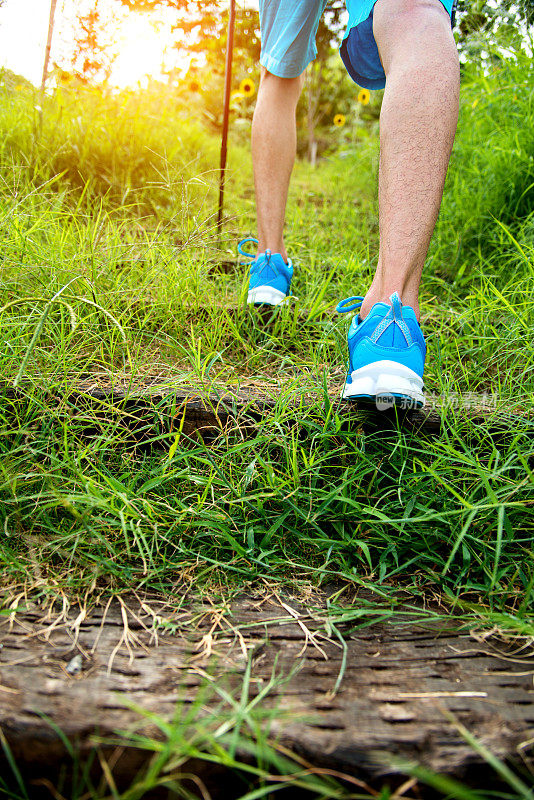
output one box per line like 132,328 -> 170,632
1,593 -> 532,792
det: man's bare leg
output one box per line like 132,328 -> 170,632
360,0 -> 460,320
251,68 -> 304,261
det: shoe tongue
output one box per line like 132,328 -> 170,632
389,291 -> 402,316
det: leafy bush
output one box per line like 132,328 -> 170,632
432,50 -> 534,276
0,73 -> 223,219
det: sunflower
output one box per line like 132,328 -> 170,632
333,113 -> 346,128
357,88 -> 370,105
239,78 -> 256,98
189,80 -> 200,93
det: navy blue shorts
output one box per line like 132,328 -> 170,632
259,0 -> 456,90
341,0 -> 455,89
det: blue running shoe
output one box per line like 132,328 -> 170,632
337,292 -> 426,410
238,238 -> 294,306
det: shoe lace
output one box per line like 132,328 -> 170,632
237,236 -> 280,282
238,238 -> 278,276
336,296 -> 364,314
237,237 -> 258,259
338,292 -> 413,346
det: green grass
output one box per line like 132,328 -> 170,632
0,53 -> 533,799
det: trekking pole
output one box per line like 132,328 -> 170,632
217,0 -> 236,236
38,0 -> 58,132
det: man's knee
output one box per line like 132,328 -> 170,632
260,67 -> 305,90
376,0 -> 451,29
373,0 -> 457,75
259,69 -> 305,104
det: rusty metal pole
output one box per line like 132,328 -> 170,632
217,0 -> 236,234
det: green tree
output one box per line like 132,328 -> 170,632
70,0 -> 117,84
301,0 -> 349,163
116,0 -> 260,131
455,0 -> 534,64
117,0 -> 260,75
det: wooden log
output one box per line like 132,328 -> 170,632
1,594 -> 533,794
1,380 -> 529,450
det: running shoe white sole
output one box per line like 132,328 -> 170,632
342,360 -> 425,409
247,286 -> 290,306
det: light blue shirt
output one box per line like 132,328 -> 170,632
345,0 -> 376,37
345,0 -> 455,38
